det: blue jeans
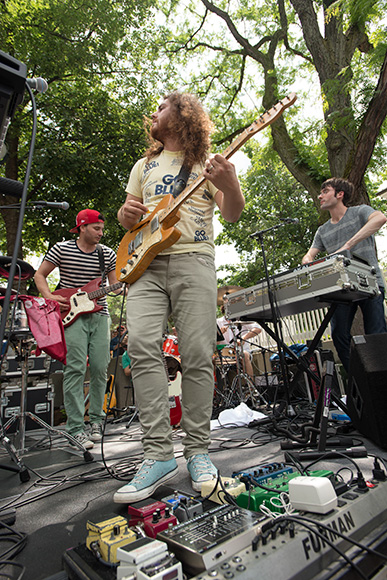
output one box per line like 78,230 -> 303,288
330,287 -> 387,371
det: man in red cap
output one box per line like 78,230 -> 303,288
35,209 -> 120,449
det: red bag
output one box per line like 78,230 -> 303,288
13,295 -> 67,364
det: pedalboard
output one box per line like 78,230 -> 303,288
187,481 -> 387,580
128,498 -> 177,538
161,491 -> 204,522
156,502 -> 267,575
236,469 -> 334,512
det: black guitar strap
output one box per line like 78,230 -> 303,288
172,164 -> 191,198
96,244 -> 106,284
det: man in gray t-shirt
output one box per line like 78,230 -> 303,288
302,177 -> 387,371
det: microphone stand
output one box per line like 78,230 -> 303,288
250,222 -> 295,415
0,202 -> 68,209
0,84 -> 37,482
0,83 -> 37,352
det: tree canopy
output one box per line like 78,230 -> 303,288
160,0 -> 387,205
2,0 -> 387,290
0,0 -> 163,260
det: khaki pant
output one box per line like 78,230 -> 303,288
126,253 -> 217,459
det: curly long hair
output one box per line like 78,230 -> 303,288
144,91 -> 214,168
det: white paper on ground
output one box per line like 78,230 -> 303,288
210,402 -> 267,430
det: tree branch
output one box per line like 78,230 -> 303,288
347,49 -> 387,201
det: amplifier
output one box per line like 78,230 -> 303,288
1,382 -> 54,432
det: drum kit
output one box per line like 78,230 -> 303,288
162,334 -> 181,383
0,257 -> 92,481
213,285 -> 268,415
212,320 -> 268,416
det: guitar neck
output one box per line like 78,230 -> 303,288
160,93 -> 296,223
88,282 -> 122,300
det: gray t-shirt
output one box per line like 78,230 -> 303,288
312,205 -> 384,287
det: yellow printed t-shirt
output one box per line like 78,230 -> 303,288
125,150 -> 218,257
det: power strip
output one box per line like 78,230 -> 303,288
201,477 -> 246,504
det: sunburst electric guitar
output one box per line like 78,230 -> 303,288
53,277 -> 122,327
116,93 -> 297,284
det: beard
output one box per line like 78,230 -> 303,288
150,125 -> 162,142
150,120 -> 173,144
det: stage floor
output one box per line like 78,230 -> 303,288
1,402 -> 387,580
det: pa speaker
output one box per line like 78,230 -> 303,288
346,334 -> 387,449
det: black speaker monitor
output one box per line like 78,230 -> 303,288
0,50 -> 27,151
346,333 -> 387,449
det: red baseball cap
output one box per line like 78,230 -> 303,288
69,209 -> 104,233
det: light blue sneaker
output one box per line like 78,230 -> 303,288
187,454 -> 218,491
113,458 -> 178,503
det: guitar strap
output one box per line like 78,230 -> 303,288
96,244 -> 106,284
172,163 -> 191,198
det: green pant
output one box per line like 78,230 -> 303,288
127,253 -> 217,460
63,313 -> 110,435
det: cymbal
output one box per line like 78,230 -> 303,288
224,320 -> 257,326
0,256 -> 35,280
217,285 -> 243,306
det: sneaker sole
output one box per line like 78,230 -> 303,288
113,466 -> 179,504
190,474 -> 218,492
89,435 -> 102,442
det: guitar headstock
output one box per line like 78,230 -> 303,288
248,93 -> 297,137
223,93 -> 297,158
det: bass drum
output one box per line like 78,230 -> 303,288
163,335 -> 180,358
165,355 -> 182,427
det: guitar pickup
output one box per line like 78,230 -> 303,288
128,232 -> 143,254
150,216 -> 159,234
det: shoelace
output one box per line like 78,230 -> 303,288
190,455 -> 212,473
132,460 -> 155,482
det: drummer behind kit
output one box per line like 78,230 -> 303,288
213,318 -> 268,415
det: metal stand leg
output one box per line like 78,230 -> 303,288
228,327 -> 270,409
2,334 -> 93,466
125,406 -> 139,428
0,430 -> 30,482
